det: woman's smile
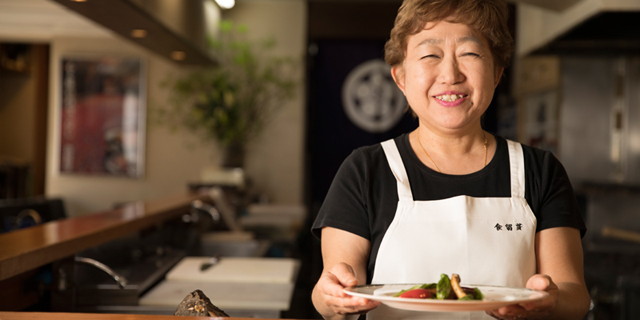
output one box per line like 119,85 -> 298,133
433,92 -> 469,107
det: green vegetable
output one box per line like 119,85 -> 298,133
422,283 -> 437,289
473,287 -> 484,300
436,274 -> 452,300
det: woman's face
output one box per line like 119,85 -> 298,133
392,19 -> 503,135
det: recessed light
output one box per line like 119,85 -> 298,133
215,0 -> 235,9
131,29 -> 147,38
171,51 -> 186,61
70,0 -> 87,2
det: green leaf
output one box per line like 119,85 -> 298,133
153,20 -> 298,150
220,20 -> 233,32
436,274 -> 451,300
473,287 -> 484,300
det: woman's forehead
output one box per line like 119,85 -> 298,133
408,21 -> 488,47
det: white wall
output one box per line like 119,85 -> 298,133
43,0 -> 307,216
222,0 -> 307,205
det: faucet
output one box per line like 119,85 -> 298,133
190,200 -> 221,223
74,257 -> 128,289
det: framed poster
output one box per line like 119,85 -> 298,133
59,55 -> 145,177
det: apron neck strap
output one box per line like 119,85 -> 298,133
381,139 -> 413,200
506,140 -> 526,198
382,138 -> 526,199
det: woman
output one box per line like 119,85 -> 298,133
311,0 -> 591,319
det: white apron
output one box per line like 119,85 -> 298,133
368,139 -> 537,320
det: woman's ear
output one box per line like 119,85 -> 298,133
494,67 -> 504,88
391,65 -> 406,94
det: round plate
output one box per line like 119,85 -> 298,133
344,284 -> 549,312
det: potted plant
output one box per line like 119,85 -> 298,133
156,21 -> 297,168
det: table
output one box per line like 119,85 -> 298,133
0,311 -> 310,320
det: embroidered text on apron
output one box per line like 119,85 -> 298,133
367,139 -> 537,320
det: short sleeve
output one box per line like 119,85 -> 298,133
524,147 -> 587,238
311,149 -> 372,241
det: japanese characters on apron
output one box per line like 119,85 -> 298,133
367,139 -> 537,320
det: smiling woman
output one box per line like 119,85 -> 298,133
310,1 -> 590,320
391,19 -> 501,150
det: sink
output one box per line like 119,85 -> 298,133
74,247 -> 186,306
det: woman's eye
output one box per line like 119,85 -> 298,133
420,54 -> 440,59
462,52 -> 481,57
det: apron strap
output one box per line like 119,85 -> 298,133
507,140 -> 526,198
381,139 -> 413,200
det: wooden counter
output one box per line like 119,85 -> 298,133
0,312 -> 309,320
0,192 -> 209,281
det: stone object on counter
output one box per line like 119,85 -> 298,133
174,289 -> 229,317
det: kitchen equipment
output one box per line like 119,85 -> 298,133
199,256 -> 219,271
165,257 -> 299,284
602,226 -> 640,245
559,57 -> 640,185
581,193 -> 640,320
139,256 -> 300,317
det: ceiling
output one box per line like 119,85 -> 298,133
0,0 -> 110,41
0,0 -> 619,63
0,0 -> 215,66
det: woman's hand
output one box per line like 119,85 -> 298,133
486,274 -> 559,320
313,262 -> 381,319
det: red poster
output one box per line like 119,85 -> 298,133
60,56 -> 145,177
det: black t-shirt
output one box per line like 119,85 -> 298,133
312,133 -> 586,281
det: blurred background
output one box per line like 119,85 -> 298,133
1,0 -> 640,319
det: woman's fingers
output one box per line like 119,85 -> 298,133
487,274 -> 559,319
324,294 -> 380,314
330,262 -> 360,288
318,262 -> 381,315
321,270 -> 352,297
521,274 -> 558,311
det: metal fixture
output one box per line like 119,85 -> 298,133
190,200 -> 221,223
74,256 -> 128,289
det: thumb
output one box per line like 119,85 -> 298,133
331,263 -> 359,287
526,274 -> 551,291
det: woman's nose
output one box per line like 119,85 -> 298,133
438,57 -> 465,84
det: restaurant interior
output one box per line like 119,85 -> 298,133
1,0 -> 640,319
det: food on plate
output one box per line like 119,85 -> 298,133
394,274 -> 484,301
398,288 -> 433,299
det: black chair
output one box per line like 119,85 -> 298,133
0,197 -> 66,233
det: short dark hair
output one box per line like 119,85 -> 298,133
384,0 -> 513,69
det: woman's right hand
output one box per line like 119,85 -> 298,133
313,262 -> 381,319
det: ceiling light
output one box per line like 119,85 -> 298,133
171,51 -> 186,61
215,0 -> 235,9
131,29 -> 148,38
70,0 -> 87,2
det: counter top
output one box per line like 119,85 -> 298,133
0,192 -> 209,281
0,312 -> 309,320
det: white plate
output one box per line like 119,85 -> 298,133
344,284 -> 549,312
